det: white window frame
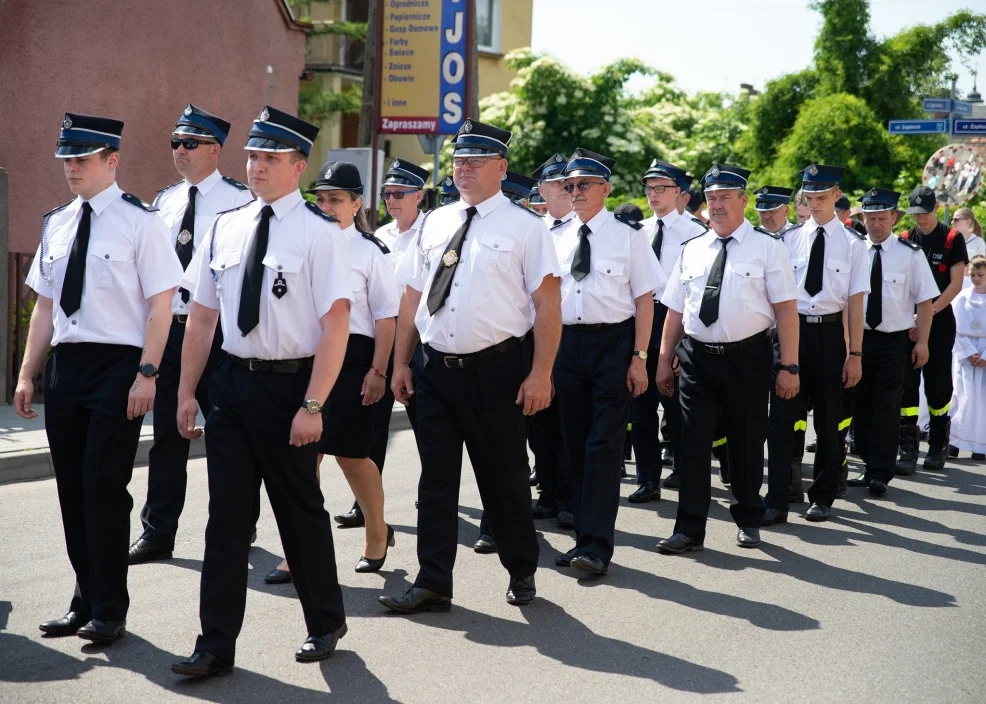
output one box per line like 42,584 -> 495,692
477,0 -> 502,54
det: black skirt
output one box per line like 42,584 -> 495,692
319,334 -> 377,458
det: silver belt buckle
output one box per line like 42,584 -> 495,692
248,359 -> 260,371
806,315 -> 821,324
443,355 -> 465,369
174,314 -> 188,323
705,343 -> 725,355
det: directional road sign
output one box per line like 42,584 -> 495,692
952,101 -> 974,116
889,119 -> 950,135
923,98 -> 953,113
953,119 -> 986,135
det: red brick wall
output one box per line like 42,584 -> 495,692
0,0 -> 306,253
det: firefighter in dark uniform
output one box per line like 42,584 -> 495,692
16,113 -> 182,643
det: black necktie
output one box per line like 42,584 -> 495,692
571,224 -> 591,282
60,201 -> 92,317
176,185 -> 198,303
867,243 -> 883,329
652,218 -> 665,261
698,236 -> 732,327
237,205 -> 274,336
804,226 -> 825,296
427,206 -> 477,315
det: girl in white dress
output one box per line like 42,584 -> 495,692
950,255 -> 986,460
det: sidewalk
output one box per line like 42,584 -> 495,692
0,401 -> 409,486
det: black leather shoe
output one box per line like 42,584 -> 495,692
662,472 -> 681,489
473,535 -> 497,553
265,568 -> 292,584
506,575 -> 536,605
334,506 -> 365,528
718,464 -> 730,486
77,619 -> 125,644
657,533 -> 704,554
761,508 -> 788,526
661,447 -> 674,466
171,650 -> 234,678
805,503 -> 832,522
295,623 -> 348,662
628,481 -> 661,503
39,611 -> 89,637
379,587 -> 452,614
556,511 -> 575,530
570,553 -> 607,575
128,537 -> 173,565
529,467 -> 539,486
924,442 -> 948,470
532,500 -> 559,519
356,525 -> 395,573
736,527 -> 761,548
949,445 -> 960,458
554,548 -> 577,567
867,480 -> 888,497
806,440 -> 817,453
846,473 -> 869,487
973,453 -> 985,461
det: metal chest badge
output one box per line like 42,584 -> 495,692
177,229 -> 192,245
442,250 -> 459,267
272,274 -> 287,299
973,320 -> 981,330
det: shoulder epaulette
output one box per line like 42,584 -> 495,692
681,232 -> 707,248
43,201 -> 73,219
614,212 -> 642,230
222,175 -> 250,191
215,201 -> 254,217
155,180 -> 183,195
121,193 -> 158,212
305,200 -> 338,223
898,235 -> 922,251
753,226 -> 782,240
690,216 -> 709,231
511,200 -> 541,218
845,225 -> 865,240
550,218 -> 569,231
361,231 -> 391,254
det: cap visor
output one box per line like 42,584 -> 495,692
174,126 -> 219,139
452,147 -> 502,157
801,184 -> 837,193
244,137 -> 302,154
55,144 -> 107,158
755,203 -> 785,211
905,205 -> 935,214
704,184 -> 744,192
382,177 -> 422,188
565,169 -> 608,179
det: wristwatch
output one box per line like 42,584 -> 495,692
138,363 -> 159,378
632,350 -> 649,361
849,351 -> 863,357
302,399 -> 324,415
774,363 -> 800,374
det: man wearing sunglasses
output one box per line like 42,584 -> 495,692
552,148 -> 665,577
128,104 -> 254,566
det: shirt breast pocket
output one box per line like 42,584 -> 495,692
728,262 -> 765,300
883,270 -> 906,298
209,249 -> 243,302
262,251 -> 304,301
825,257 -> 850,289
680,267 -> 705,303
477,234 -> 515,274
43,243 -> 70,285
89,242 -> 132,288
593,258 -> 628,298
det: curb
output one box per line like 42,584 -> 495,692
0,404 -> 411,487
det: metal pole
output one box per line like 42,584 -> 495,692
368,0 -> 385,228
945,75 -> 959,225
0,168 -> 9,403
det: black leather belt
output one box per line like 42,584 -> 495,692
229,355 -> 314,373
799,312 -> 842,324
565,318 -> 633,332
691,331 -> 768,356
173,314 -> 188,324
425,336 -> 521,369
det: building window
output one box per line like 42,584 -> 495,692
476,0 -> 501,53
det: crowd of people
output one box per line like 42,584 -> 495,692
11,103 -> 985,678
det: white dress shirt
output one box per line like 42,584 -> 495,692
863,236 -> 940,333
641,208 -> 708,286
784,216 -> 870,315
407,191 -> 561,354
191,189 -> 353,360
544,210 -> 576,231
154,169 -> 255,315
662,219 -> 797,343
26,182 -> 183,348
343,224 -> 400,338
376,210 -> 426,293
556,208 -> 666,325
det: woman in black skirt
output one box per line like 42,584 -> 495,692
265,161 -> 399,581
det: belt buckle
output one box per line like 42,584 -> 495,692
175,314 -> 188,323
806,315 -> 821,324
443,355 -> 465,369
248,359 -> 261,371
705,343 -> 725,356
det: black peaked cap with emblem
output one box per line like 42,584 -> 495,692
451,118 -> 511,157
383,158 -> 429,189
801,164 -> 845,192
565,148 -> 616,180
55,113 -> 124,158
754,185 -> 793,211
703,163 -> 751,191
860,188 -> 900,212
245,105 -> 318,157
502,170 -> 538,201
174,104 -> 230,145
533,153 -> 570,182
306,161 -> 363,194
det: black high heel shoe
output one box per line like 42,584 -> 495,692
355,525 -> 395,573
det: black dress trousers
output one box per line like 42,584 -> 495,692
139,319 -> 224,548
900,308 -> 956,438
412,342 -> 538,598
554,319 -> 635,565
45,343 -> 144,622
631,303 -> 680,483
766,318 -> 846,511
196,359 -> 345,661
855,329 -> 909,483
673,334 -> 771,541
524,330 -> 571,511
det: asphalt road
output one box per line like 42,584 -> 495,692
1,425 -> 985,703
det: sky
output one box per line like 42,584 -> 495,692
530,0 -> 984,101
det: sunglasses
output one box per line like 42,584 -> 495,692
563,182 -> 605,194
380,190 -> 420,201
452,156 -> 496,169
171,138 -> 215,151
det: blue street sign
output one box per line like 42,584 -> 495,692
923,98 -> 953,113
889,119 -> 949,135
952,101 -> 974,116
953,119 -> 986,135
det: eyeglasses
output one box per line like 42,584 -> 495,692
643,185 -> 676,196
171,138 -> 215,151
452,156 -> 496,169
563,182 -> 605,194
380,190 -> 420,201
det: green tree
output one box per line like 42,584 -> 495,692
737,70 -> 818,170
811,0 -> 877,97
